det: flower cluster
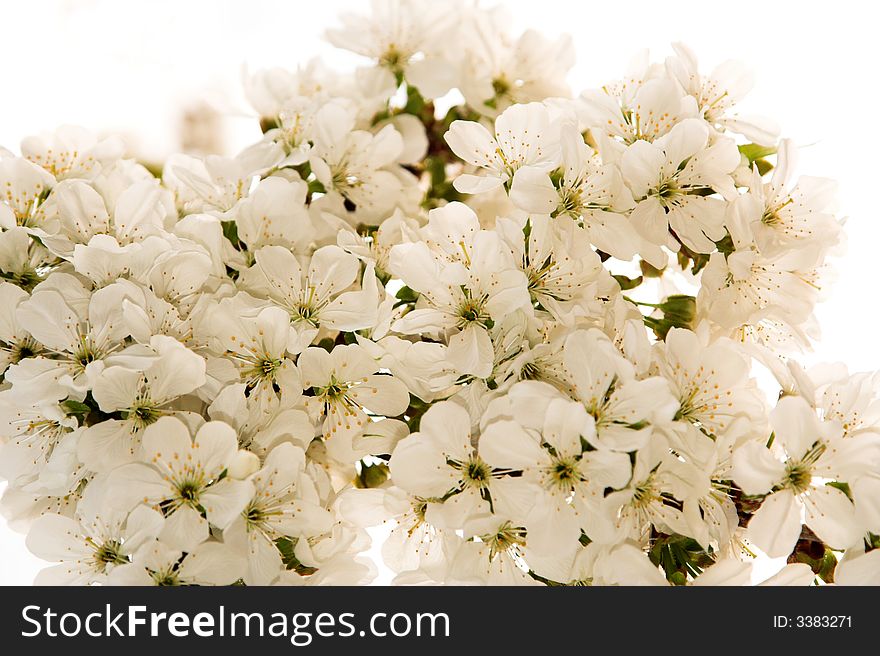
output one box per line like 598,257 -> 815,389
2,0 -> 879,586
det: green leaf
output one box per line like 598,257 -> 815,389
644,295 -> 696,340
404,394 -> 431,432
613,274 -> 643,291
714,233 -> 735,256
639,260 -> 665,278
755,158 -> 774,176
649,534 -> 714,584
826,480 -> 852,500
738,143 -> 777,163
403,85 -> 427,116
221,220 -> 240,248
61,398 -> 91,414
395,285 -> 420,304
354,461 -> 390,489
274,537 -> 318,575
427,156 -> 446,187
61,399 -> 91,418
317,337 -> 336,353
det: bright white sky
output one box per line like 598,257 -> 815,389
1,0 -> 877,585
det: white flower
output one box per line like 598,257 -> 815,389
242,244 -> 380,349
225,442 -> 334,585
27,503 -> 163,585
445,514 -> 540,585
479,388 -> 631,556
299,343 -> 409,444
107,539 -> 246,586
509,124 -> 644,262
163,146 -> 281,217
728,140 -> 841,258
495,214 -> 611,321
108,417 -> 254,552
207,383 -> 314,457
389,401 -> 533,529
338,486 -> 460,584
666,42 -> 779,144
0,282 -> 41,374
0,156 -> 55,228
655,327 -> 766,437
0,226 -> 54,290
20,125 -> 124,181
698,246 -> 823,344
233,176 -> 314,253
198,295 -> 302,411
458,9 -> 574,115
445,103 -> 561,194
621,118 -> 739,259
102,278 -> 192,345
135,236 -> 213,309
389,202 -> 530,378
732,396 -> 877,557
308,108 -> 405,221
325,0 -> 459,98
597,438 -> 692,543
559,329 -> 678,452
580,74 -> 696,148
10,273 -> 127,399
0,394 -> 77,485
77,335 -> 207,472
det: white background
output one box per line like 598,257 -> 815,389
1,0 -> 877,585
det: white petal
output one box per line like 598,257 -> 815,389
192,420 -> 239,476
298,347 -> 332,388
478,420 -> 544,470
803,485 -> 859,550
444,120 -> 498,168
447,325 -> 493,379
123,505 -> 165,553
835,549 -> 880,586
731,441 -> 785,496
691,559 -> 752,586
78,420 -> 140,472
452,173 -> 504,194
852,476 -> 880,533
510,167 -> 558,213
106,463 -> 170,509
629,197 -> 669,245
160,505 -> 209,553
201,479 -> 254,530
26,514 -> 89,562
389,434 -> 457,497
142,416 -> 193,462
770,395 -> 822,461
758,563 -> 815,586
419,401 -> 473,459
348,374 -> 410,416
179,541 -> 246,585
657,118 -> 708,168
621,140 -> 664,197
746,489 -> 802,558
246,532 -> 284,585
